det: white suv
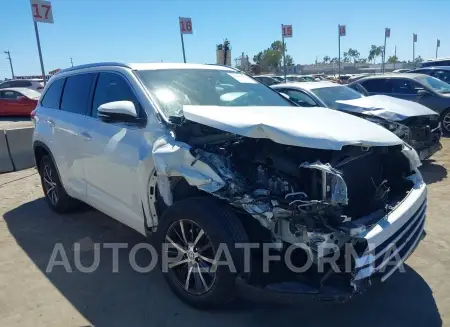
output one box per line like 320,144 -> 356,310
0,79 -> 45,92
32,62 -> 427,308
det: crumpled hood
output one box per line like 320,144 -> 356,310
182,105 -> 403,151
335,95 -> 438,121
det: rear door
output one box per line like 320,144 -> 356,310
54,73 -> 96,199
82,71 -> 146,231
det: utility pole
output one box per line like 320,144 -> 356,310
4,51 -> 15,79
393,46 -> 397,70
70,57 -> 73,67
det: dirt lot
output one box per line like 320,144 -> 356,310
0,140 -> 449,327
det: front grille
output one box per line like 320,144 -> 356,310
354,198 -> 426,280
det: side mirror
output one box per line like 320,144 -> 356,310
416,89 -> 429,97
16,96 -> 26,101
98,100 -> 138,122
280,92 -> 290,100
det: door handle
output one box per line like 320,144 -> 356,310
81,131 -> 92,141
46,119 -> 55,127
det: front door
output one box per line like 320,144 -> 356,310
82,72 -> 146,232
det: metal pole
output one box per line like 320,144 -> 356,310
4,51 -> 14,79
338,26 -> 341,78
393,46 -> 397,70
282,34 -> 286,82
33,21 -> 46,85
70,57 -> 73,67
383,33 -> 387,73
413,41 -> 415,69
436,44 -> 438,59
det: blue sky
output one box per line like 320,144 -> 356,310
1,0 -> 449,79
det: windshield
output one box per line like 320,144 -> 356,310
418,76 -> 450,94
136,69 -> 292,117
311,86 -> 363,109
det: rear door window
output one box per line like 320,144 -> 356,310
360,79 -> 390,93
60,73 -> 96,115
91,72 -> 141,118
41,78 -> 66,109
0,90 -> 21,99
284,89 -> 317,107
11,80 -> 32,87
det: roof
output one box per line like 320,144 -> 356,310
356,73 -> 426,81
0,87 -> 41,99
59,62 -> 236,74
272,81 -> 339,90
0,78 -> 43,83
413,66 -> 450,71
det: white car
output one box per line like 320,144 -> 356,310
0,79 -> 45,92
32,62 -> 426,308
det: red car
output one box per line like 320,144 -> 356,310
0,88 -> 40,116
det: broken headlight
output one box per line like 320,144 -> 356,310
365,116 -> 410,141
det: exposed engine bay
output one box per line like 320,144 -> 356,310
153,120 -> 419,261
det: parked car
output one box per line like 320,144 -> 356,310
33,62 -> 426,308
392,69 -> 411,73
420,57 -> 450,68
348,73 -> 450,133
272,81 -> 441,160
408,66 -> 450,84
253,75 -> 280,86
285,74 -> 316,82
0,88 -> 40,116
0,79 -> 45,92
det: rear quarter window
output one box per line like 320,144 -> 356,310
41,78 -> 66,109
60,73 -> 96,115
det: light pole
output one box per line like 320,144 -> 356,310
4,51 -> 15,79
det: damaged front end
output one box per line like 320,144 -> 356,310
152,119 -> 426,303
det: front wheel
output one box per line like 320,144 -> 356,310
441,109 -> 450,134
155,197 -> 249,309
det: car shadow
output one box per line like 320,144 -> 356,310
4,198 -> 442,327
420,160 -> 447,185
0,116 -> 31,122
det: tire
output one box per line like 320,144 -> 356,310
39,155 -> 79,213
440,109 -> 450,134
155,196 -> 249,309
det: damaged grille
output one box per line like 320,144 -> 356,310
353,197 -> 426,282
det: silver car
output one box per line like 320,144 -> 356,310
272,81 -> 442,160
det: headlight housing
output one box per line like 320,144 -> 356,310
364,116 -> 411,141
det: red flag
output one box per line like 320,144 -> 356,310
339,25 -> 346,37
385,28 -> 390,38
413,33 -> 417,42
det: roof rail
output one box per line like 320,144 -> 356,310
58,62 -> 131,74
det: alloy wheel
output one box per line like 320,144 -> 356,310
165,219 -> 216,295
43,164 -> 58,206
443,112 -> 450,132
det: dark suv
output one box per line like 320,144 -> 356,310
408,66 -> 450,84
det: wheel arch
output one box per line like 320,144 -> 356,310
146,171 -> 209,229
